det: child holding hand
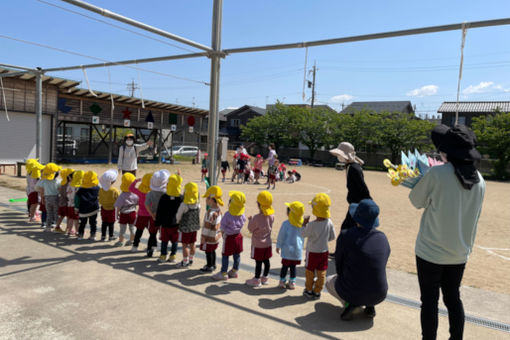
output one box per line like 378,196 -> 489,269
99,169 -> 119,241
76,171 -> 100,240
114,173 -> 138,246
245,191 -> 274,287
302,193 -> 336,299
145,170 -> 170,255
130,173 -> 154,253
199,186 -> 223,272
276,201 -> 305,289
176,182 -> 201,267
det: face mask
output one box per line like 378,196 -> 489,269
126,140 -> 134,146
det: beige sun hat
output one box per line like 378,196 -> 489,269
329,142 -> 364,165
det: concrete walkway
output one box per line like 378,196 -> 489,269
0,186 -> 508,339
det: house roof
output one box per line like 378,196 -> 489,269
0,66 -> 80,90
341,101 -> 414,114
225,105 -> 266,117
438,101 -> 510,113
266,103 -> 337,112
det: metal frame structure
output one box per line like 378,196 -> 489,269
3,0 -> 510,184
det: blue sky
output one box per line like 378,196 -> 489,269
2,0 -> 510,116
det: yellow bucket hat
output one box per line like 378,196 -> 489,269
25,159 -> 38,174
285,201 -> 305,228
183,182 -> 199,205
139,173 -> 153,194
30,162 -> 45,179
310,193 -> 331,218
42,163 -> 62,180
166,174 -> 183,197
82,171 -> 99,188
60,168 -> 75,185
257,191 -> 274,216
202,185 -> 224,206
120,172 -> 136,192
228,191 -> 246,216
70,170 -> 84,188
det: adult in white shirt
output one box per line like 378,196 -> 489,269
265,143 -> 277,184
117,133 -> 153,176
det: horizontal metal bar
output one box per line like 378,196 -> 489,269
42,52 -> 208,72
0,63 -> 39,72
225,18 -> 510,54
60,0 -> 212,52
0,71 -> 31,78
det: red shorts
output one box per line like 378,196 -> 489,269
179,231 -> 197,244
135,215 -> 156,232
282,259 -> 301,266
222,233 -> 243,256
39,203 -> 46,213
67,206 -> 79,220
251,246 -> 272,261
201,168 -> 208,174
160,227 -> 179,243
254,169 -> 261,174
305,251 -> 329,271
119,211 -> 136,224
58,206 -> 68,217
28,192 -> 39,206
101,207 -> 116,223
200,242 -> 219,252
269,174 -> 276,181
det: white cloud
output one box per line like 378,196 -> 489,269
463,81 -> 510,94
330,94 -> 354,103
406,85 -> 438,97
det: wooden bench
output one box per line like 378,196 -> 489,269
0,163 -> 16,175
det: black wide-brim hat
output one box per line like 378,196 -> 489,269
431,124 -> 481,162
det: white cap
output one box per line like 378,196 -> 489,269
99,169 -> 118,190
150,169 -> 170,192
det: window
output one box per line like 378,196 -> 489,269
451,115 -> 466,126
231,119 -> 240,127
81,128 -> 89,138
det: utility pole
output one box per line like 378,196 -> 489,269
311,61 -> 317,108
127,79 -> 138,97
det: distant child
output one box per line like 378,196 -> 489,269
243,160 -> 252,184
201,153 -> 208,182
231,153 -> 239,182
302,193 -> 336,299
176,182 -> 201,267
55,168 -> 74,233
267,159 -> 279,190
114,173 -> 138,246
276,201 -> 305,289
245,191 -> 274,287
130,173 -> 154,253
155,173 -> 183,263
199,186 -> 223,272
286,170 -> 301,183
221,159 -> 230,183
36,163 -> 62,232
65,170 -> 82,237
75,171 -> 100,240
212,191 -> 246,281
99,169 -> 119,241
278,163 -> 287,181
253,154 -> 264,184
145,170 -> 170,255
26,160 -> 43,222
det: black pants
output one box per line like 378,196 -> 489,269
133,228 -> 144,247
206,251 -> 217,267
148,232 -> 157,250
79,214 -> 97,236
255,259 -> 270,278
101,222 -> 114,238
280,265 -> 296,279
416,256 -> 466,340
161,241 -> 178,256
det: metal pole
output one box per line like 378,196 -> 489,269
60,0 -> 212,52
35,72 -> 43,160
311,61 -> 316,108
207,0 -> 223,186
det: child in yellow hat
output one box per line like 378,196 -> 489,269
65,170 -> 82,237
99,169 -> 120,242
54,168 -> 74,234
35,163 -> 62,232
26,160 -> 44,223
113,173 -> 138,246
301,193 -> 336,300
199,185 -> 224,272
155,172 -> 183,263
245,191 -> 275,287
176,182 -> 201,267
276,201 -> 305,289
212,191 -> 247,281
76,171 -> 100,240
144,169 -> 171,255
129,172 -> 155,253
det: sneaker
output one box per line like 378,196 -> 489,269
303,290 -> 314,299
189,259 -> 194,265
212,272 -> 228,281
364,306 -> 376,318
245,277 -> 261,287
286,281 -> 296,290
200,265 -> 214,273
53,227 -> 65,233
101,236 -> 106,241
109,236 -> 117,241
167,255 -> 177,263
278,280 -> 287,289
77,234 -> 84,240
114,240 -> 124,247
261,276 -> 269,285
313,292 -> 321,300
88,234 -> 96,241
341,304 -> 361,321
157,255 -> 167,263
130,246 -> 138,253
227,269 -> 238,279
178,261 -> 190,268
125,240 -> 133,246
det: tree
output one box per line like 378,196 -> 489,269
328,110 -> 382,151
292,106 -> 332,160
472,112 -> 510,180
